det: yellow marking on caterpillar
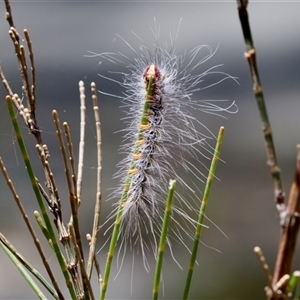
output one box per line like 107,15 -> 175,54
133,153 -> 142,160
136,139 -> 145,145
121,200 -> 129,208
128,168 -> 138,175
140,123 -> 150,130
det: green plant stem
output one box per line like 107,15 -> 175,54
236,0 -> 285,215
183,126 -> 225,300
0,233 -> 59,300
33,211 -> 52,249
0,156 -> 63,299
99,73 -> 156,300
6,96 -> 77,300
152,179 -> 176,300
287,271 -> 300,296
0,240 -> 47,300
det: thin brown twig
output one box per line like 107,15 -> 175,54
94,253 -> 103,287
235,2 -> 300,299
19,44 -> 34,112
52,111 -> 90,296
64,122 -> 85,264
69,224 -> 95,300
3,5 -> 54,205
86,234 -> 102,286
3,11 -> 54,211
8,29 -> 34,120
273,275 -> 290,296
0,233 -> 60,300
254,247 -> 273,290
4,0 -> 18,39
5,15 -> 41,144
64,123 -> 78,207
272,145 -> 300,294
86,82 -> 102,280
0,157 -> 64,300
52,111 -> 73,204
36,144 -> 62,223
24,29 -> 36,112
77,81 -> 86,205
0,67 -> 13,96
2,2 -> 87,298
0,74 -> 31,132
3,2 -> 75,263
236,0 -> 285,218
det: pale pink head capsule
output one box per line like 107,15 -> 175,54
143,64 -> 162,102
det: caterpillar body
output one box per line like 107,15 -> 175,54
96,26 -> 237,271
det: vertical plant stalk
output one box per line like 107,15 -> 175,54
34,211 -> 52,248
0,233 -> 59,300
68,224 -> 94,300
2,7 -> 79,286
152,179 -> 176,300
52,111 -> 86,298
236,0 -> 285,216
86,82 -> 102,281
236,1 -> 300,298
6,96 -> 77,300
77,81 -> 86,204
183,126 -> 225,300
0,237 -> 47,300
272,146 -> 300,294
4,0 -> 17,32
63,121 -> 84,260
0,157 -> 64,300
3,4 -> 66,240
254,247 -> 273,292
99,70 -> 156,300
2,2 -> 96,298
287,271 -> 300,299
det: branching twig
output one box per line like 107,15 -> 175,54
0,235 -> 47,300
5,96 -> 77,300
236,0 -> 285,217
236,2 -> 300,299
69,224 -> 95,300
0,233 -> 61,300
52,111 -> 85,296
1,1 -> 94,298
0,158 -> 64,300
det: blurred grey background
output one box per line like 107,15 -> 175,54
0,1 -> 299,299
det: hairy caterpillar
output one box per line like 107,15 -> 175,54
93,23 -> 237,271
